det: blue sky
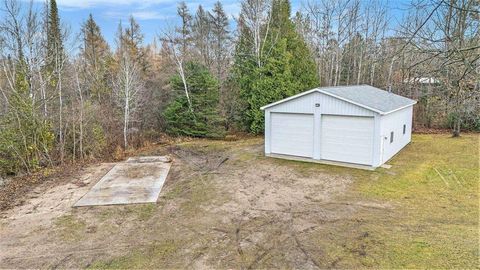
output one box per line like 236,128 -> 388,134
25,0 -> 411,47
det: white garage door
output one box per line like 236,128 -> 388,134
321,115 -> 374,165
271,113 -> 314,158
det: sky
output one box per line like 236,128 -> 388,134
24,0 -> 412,47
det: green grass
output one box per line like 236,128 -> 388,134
87,134 -> 479,268
163,174 -> 227,215
95,204 -> 158,222
88,239 -> 181,269
352,134 -> 479,268
54,214 -> 87,242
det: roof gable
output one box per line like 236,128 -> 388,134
260,85 -> 417,114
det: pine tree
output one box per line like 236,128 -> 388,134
163,62 -> 225,138
176,2 -> 192,57
124,16 -> 147,71
46,0 -> 67,163
270,0 -> 318,94
81,14 -> 110,69
46,0 -> 63,73
234,0 -> 318,133
246,39 -> 294,133
210,1 -> 230,81
192,5 -> 212,67
80,14 -> 110,99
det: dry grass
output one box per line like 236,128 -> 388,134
0,134 -> 478,269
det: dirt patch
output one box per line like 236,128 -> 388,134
217,161 -> 353,214
0,138 -> 391,268
1,163 -> 113,223
0,163 -> 90,212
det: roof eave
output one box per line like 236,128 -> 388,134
260,88 -> 319,110
381,101 -> 418,115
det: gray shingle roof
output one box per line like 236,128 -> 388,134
261,85 -> 416,114
318,85 -> 417,114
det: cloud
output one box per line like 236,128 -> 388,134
103,10 -> 173,21
40,0 -> 175,9
181,1 -> 241,19
132,11 -> 172,20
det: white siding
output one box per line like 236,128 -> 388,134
268,92 -> 375,116
372,114 -> 383,167
319,93 -> 375,116
268,93 -> 315,114
380,106 -> 413,163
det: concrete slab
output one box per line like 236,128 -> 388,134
266,153 -> 376,171
74,156 -> 172,207
381,164 -> 392,169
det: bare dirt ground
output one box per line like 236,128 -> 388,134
0,135 -> 476,268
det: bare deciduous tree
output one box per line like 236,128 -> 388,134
113,52 -> 144,149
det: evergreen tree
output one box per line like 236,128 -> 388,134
46,0 -> 63,73
176,2 -> 192,57
124,16 -> 147,71
210,1 -> 230,81
267,0 -> 318,93
80,14 -> 111,99
163,62 -> 225,138
192,5 -> 212,67
0,61 -> 54,174
46,0 -> 67,163
233,12 -> 258,129
246,39 -> 294,133
234,0 -> 318,133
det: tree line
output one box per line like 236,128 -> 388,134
0,0 -> 478,175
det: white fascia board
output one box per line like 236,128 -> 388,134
382,101 -> 418,115
260,88 -> 318,110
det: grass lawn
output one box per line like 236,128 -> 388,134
326,134 -> 479,268
90,134 -> 479,269
1,133 -> 478,268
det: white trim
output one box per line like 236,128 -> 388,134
260,89 -> 318,110
382,102 -> 417,115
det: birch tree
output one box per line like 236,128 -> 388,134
113,51 -> 144,149
160,27 -> 193,113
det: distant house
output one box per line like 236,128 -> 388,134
261,85 -> 417,169
403,77 -> 439,84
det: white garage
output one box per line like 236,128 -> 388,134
261,85 -> 417,169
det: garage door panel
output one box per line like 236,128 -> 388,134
271,113 -> 314,158
322,138 -> 371,147
321,141 -> 373,150
321,115 -> 374,165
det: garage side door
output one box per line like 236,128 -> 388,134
271,113 -> 314,158
321,115 -> 374,165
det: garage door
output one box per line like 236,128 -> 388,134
271,113 -> 314,158
321,115 -> 374,165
